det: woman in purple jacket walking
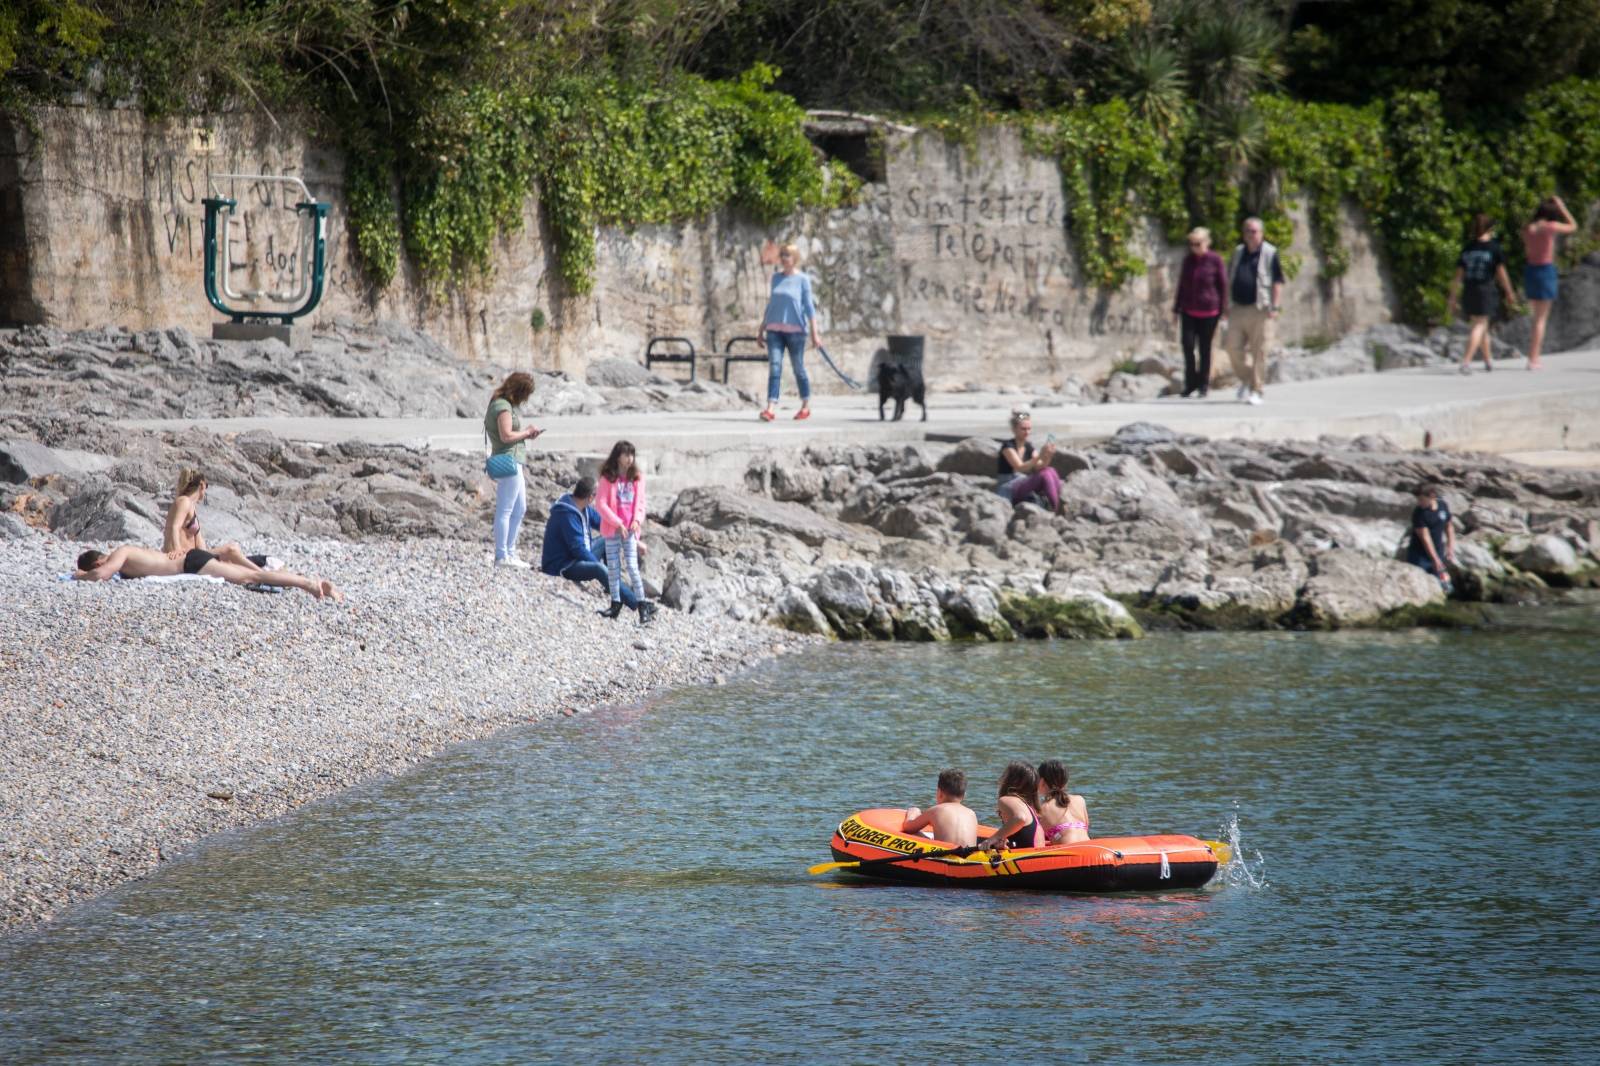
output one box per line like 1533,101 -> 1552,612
1173,227 -> 1229,397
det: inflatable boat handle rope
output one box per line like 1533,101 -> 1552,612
809,838 -> 1233,876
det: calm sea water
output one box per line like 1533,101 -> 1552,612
3,608 -> 1599,1064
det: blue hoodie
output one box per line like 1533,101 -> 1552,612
540,494 -> 604,576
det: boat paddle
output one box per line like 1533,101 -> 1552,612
807,844 -> 984,876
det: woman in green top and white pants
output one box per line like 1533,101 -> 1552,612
484,372 -> 543,568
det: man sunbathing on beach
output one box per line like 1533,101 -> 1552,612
74,545 -> 343,601
901,768 -> 978,847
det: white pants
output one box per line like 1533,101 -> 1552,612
493,468 -> 527,561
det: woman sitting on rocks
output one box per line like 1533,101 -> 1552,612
997,409 -> 1064,515
162,468 -> 267,575
75,544 -> 341,600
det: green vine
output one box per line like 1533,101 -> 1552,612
1023,82 -> 1600,323
1027,98 -> 1188,289
349,64 -> 857,297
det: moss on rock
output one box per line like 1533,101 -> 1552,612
999,592 -> 1144,640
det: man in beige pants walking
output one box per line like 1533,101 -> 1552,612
1222,217 -> 1285,405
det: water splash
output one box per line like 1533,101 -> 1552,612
1213,808 -> 1268,890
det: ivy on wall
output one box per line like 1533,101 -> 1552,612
350,65 -> 857,296
1025,80 -> 1600,325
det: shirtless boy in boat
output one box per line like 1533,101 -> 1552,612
74,545 -> 343,602
901,769 -> 978,847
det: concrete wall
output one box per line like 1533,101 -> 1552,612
0,105 -> 1399,388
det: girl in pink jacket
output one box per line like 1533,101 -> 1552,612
595,440 -> 655,624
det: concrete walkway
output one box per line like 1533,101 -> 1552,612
121,347 -> 1600,491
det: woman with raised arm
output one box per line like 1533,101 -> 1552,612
997,409 -> 1064,515
1522,195 -> 1578,370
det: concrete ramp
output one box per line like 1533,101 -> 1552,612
120,348 -> 1600,493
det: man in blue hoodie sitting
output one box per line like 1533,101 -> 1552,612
541,477 -> 653,620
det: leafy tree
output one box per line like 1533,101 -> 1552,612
1286,0 -> 1600,112
691,0 -> 1153,111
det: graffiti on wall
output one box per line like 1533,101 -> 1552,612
140,150 -> 355,299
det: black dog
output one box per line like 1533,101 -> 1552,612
878,361 -> 927,422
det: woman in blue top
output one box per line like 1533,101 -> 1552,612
756,242 -> 823,422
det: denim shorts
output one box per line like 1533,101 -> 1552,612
1524,263 -> 1558,301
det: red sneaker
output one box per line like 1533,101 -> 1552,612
794,408 -> 811,421
759,409 -> 776,422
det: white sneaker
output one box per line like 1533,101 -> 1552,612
495,558 -> 531,570
1235,383 -> 1250,401
1247,391 -> 1263,405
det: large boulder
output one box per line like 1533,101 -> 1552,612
924,576 -> 1015,641
1514,534 -> 1581,578
1267,343 -> 1372,383
1296,548 -> 1446,627
772,585 -> 833,637
875,568 -> 951,641
668,486 -> 861,548
937,437 -> 1003,477
1266,480 -> 1412,521
1150,541 -> 1309,625
49,480 -> 164,544
1102,371 -> 1169,403
526,372 -> 607,416
0,439 -> 117,484
1000,590 -> 1143,639
1449,538 -> 1509,600
808,563 -> 894,640
660,555 -> 783,622
585,358 -> 659,388
1282,513 -> 1407,558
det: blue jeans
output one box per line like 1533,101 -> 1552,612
562,560 -> 639,609
766,331 -> 811,404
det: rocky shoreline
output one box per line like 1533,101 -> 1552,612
0,529 -> 809,933
5,319 -> 1599,935
653,425 -> 1600,639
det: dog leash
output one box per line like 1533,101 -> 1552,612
816,346 -> 865,390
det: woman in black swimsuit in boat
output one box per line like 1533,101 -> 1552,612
976,761 -> 1044,853
162,469 -> 266,576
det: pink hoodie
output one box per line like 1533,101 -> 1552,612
595,474 -> 647,538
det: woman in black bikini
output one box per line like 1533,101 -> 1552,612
976,761 -> 1044,853
162,469 -> 266,574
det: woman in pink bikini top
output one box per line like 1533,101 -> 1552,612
1036,759 -> 1091,845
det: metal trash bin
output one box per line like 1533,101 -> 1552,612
885,334 -> 924,375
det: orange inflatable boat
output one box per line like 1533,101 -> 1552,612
821,808 -> 1223,891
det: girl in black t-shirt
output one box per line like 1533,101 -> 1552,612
1446,212 -> 1519,374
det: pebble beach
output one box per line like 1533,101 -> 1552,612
0,528 -> 806,933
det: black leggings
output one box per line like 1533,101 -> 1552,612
1180,313 -> 1220,394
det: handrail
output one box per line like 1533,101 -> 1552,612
644,336 -> 698,383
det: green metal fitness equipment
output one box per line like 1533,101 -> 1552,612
202,174 -> 329,326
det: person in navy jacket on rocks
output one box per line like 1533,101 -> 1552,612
541,477 -> 641,613
1405,483 -> 1455,594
